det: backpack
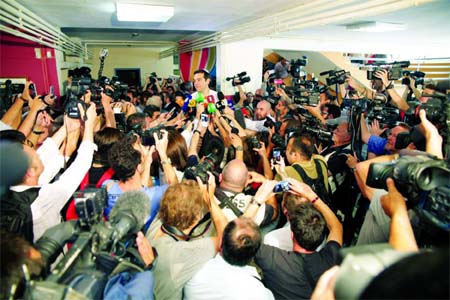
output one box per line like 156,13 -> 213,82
0,187 -> 40,243
292,159 -> 332,207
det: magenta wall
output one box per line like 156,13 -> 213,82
0,33 -> 60,96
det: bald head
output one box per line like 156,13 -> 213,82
255,100 -> 271,120
221,159 -> 248,192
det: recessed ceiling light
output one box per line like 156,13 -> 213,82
116,3 -> 174,22
346,21 -> 407,32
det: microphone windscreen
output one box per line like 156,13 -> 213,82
217,91 -> 225,101
109,191 -> 150,230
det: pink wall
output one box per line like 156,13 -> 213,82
0,33 -> 60,97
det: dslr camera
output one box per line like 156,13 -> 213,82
184,153 -> 221,183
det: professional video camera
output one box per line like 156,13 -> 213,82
320,69 -> 350,86
184,152 -> 221,183
402,70 -> 426,87
31,189 -> 150,299
291,84 -> 326,106
365,61 -> 410,81
404,92 -> 448,126
226,72 -> 251,86
289,56 -> 308,78
367,151 -> 450,231
304,125 -> 333,144
365,95 -> 400,128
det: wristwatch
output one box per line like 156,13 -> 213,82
161,158 -> 172,165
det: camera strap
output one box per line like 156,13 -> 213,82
215,189 -> 243,217
160,213 -> 212,242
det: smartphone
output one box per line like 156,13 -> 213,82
168,106 -> 176,117
273,148 -> 281,162
274,79 -> 283,85
273,181 -> 290,193
49,85 -> 54,96
29,83 -> 37,98
200,113 -> 209,127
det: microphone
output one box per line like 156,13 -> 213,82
217,91 -> 225,101
320,70 -> 333,76
109,191 -> 150,244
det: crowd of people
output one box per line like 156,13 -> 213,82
0,59 -> 448,300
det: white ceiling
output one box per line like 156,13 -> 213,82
11,0 -> 450,54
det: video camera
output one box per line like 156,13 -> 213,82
32,188 -> 148,300
291,83 -> 326,106
304,125 -> 333,143
320,69 -> 350,86
365,61 -> 410,81
289,56 -> 308,78
226,72 -> 251,86
402,70 -> 426,87
366,99 -> 400,128
367,151 -> 450,231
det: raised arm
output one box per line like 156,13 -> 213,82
381,178 -> 418,252
287,178 -> 343,246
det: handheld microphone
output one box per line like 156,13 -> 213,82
109,191 -> 150,245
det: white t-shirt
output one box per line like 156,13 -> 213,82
184,254 -> 274,300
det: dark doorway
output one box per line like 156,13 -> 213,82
114,68 -> 141,88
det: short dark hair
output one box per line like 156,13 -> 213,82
144,105 -> 161,119
290,135 -> 315,160
221,217 -> 261,266
108,138 -> 141,181
290,202 -> 326,251
324,103 -> 341,119
127,113 -> 146,130
194,69 -> 210,80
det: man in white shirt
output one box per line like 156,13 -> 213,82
184,216 -> 274,300
191,69 -> 218,103
244,100 -> 273,132
7,104 -> 97,241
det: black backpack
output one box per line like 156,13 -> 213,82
0,187 -> 40,243
292,159 -> 332,207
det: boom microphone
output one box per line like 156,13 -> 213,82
109,191 -> 150,245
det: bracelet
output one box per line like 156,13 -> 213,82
250,197 -> 262,207
194,130 -> 202,136
311,196 -> 319,204
235,145 -> 243,151
385,82 -> 394,90
32,129 -> 44,135
350,167 -> 356,173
